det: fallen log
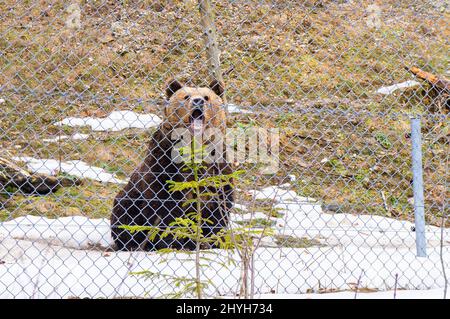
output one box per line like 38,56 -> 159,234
407,66 -> 450,93
407,66 -> 449,113
0,156 -> 81,194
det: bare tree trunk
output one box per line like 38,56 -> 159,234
239,252 -> 250,298
198,0 -> 227,104
250,252 -> 256,299
407,66 -> 450,92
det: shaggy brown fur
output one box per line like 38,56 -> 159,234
111,79 -> 234,251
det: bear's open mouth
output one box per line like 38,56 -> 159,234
189,108 -> 204,132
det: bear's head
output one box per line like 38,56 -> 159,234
163,79 -> 226,133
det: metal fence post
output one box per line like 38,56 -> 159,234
411,117 -> 427,257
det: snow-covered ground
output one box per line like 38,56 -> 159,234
12,157 -> 127,184
0,184 -> 448,298
257,288 -> 447,299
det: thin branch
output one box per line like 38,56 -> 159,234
354,270 -> 364,299
393,273 -> 398,299
114,251 -> 135,299
440,202 -> 448,299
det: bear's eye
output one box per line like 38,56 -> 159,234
204,96 -> 209,101
184,95 -> 190,100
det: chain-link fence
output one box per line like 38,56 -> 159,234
0,0 -> 448,298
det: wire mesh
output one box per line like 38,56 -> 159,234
0,0 -> 448,298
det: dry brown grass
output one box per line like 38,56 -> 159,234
0,0 -> 448,226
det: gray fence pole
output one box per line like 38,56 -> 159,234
411,117 -> 427,257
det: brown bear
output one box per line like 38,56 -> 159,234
110,79 -> 234,251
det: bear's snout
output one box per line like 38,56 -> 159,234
192,97 -> 205,107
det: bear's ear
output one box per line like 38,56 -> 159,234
165,79 -> 183,99
209,79 -> 225,98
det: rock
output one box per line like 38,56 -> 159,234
111,21 -> 131,37
322,204 -> 345,214
33,200 -> 56,214
99,33 -> 114,44
63,207 -> 82,216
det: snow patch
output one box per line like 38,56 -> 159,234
376,80 -> 420,95
0,216 -> 112,249
226,104 -> 254,114
248,185 -> 317,203
42,133 -> 89,143
232,212 -> 277,223
12,157 -> 127,184
55,110 -> 162,132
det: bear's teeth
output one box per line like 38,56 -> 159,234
192,119 -> 204,132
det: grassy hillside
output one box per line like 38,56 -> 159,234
0,0 -> 448,226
